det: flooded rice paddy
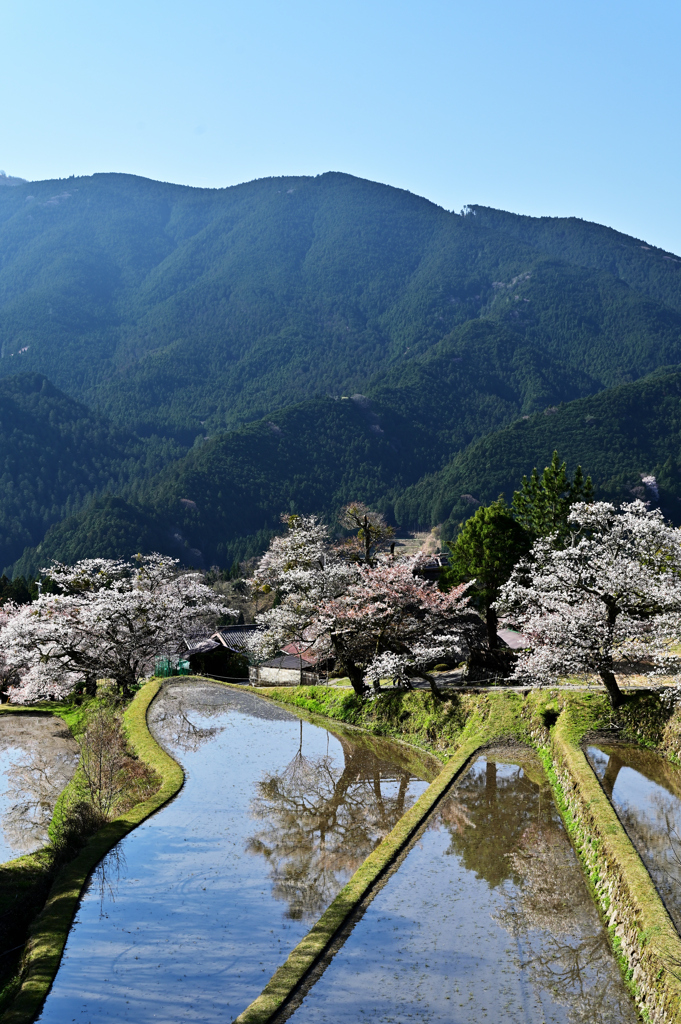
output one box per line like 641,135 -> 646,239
0,714 -> 78,863
587,743 -> 681,933
37,682 -> 431,1023
285,748 -> 637,1024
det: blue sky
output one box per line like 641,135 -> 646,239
3,0 -> 681,252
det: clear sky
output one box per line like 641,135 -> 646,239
3,0 -> 681,252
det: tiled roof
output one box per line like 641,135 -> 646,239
260,655 -> 318,671
183,637 -> 221,654
212,624 -> 260,654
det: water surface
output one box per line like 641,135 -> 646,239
286,748 -> 637,1024
37,682 -> 430,1023
587,743 -> 681,933
0,714 -> 78,862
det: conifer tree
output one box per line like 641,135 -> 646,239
511,451 -> 593,540
441,498 -> 531,648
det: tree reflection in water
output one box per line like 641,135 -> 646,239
3,747 -> 79,854
440,752 -> 635,1024
247,720 -> 418,922
91,844 -> 128,919
497,823 -> 632,1024
588,744 -> 681,933
0,716 -> 79,859
148,690 -> 224,754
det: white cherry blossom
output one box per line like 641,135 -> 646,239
1,555 -> 232,702
497,501 -> 681,707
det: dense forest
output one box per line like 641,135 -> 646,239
3,171 -> 681,574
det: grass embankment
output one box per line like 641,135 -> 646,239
0,679 -> 183,1024
237,683 -> 681,1024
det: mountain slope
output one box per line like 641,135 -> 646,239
0,373 -> 182,573
394,366 -> 681,537
2,173 -> 681,442
15,365 -> 681,577
10,395 -> 417,575
5,172 -> 681,573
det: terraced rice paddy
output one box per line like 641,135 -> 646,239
37,683 -> 430,1023
587,743 -> 681,934
0,714 -> 78,863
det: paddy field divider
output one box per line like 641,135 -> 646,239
232,731 -> 483,1024
4,679 -> 681,1023
0,678 -> 184,1024
548,707 -> 681,1024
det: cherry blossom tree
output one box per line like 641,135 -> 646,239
497,501 -> 681,707
0,602 -> 21,700
314,557 -> 477,696
1,555 -> 231,703
249,514 -> 357,674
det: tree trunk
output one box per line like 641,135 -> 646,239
485,760 -> 497,800
486,605 -> 498,649
422,672 -> 442,700
599,668 -> 625,709
116,670 -> 137,700
330,632 -> 367,696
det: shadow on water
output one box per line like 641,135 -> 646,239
36,682 -> 430,1023
281,747 -> 638,1024
0,716 -> 78,863
587,743 -> 681,935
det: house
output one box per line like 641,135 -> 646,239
248,641 -> 320,687
180,624 -> 259,678
249,653 -> 319,687
181,625 -> 322,686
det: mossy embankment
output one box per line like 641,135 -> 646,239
256,683 -> 681,760
0,679 -> 184,1024
243,683 -> 681,1024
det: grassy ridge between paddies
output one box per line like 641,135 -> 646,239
0,679 -> 184,1024
235,684 -> 681,1024
231,685 -> 567,1024
549,703 -> 681,1023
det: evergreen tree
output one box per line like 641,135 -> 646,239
511,451 -> 593,540
441,498 -> 531,648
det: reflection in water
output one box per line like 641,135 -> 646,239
587,744 -> 681,933
148,688 -> 224,752
37,683 -> 429,1024
287,750 -> 637,1024
92,845 -> 128,920
0,716 -> 78,862
248,721 -> 418,922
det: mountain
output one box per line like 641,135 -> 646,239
0,373 -> 183,574
2,173 -> 681,442
13,366 -> 681,577
3,171 -> 681,572
393,366 -> 681,539
10,394 -> 420,576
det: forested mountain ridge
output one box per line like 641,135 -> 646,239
11,365 -> 681,578
2,172 -> 681,440
0,373 -> 183,571
467,205 -> 681,314
394,366 -> 681,538
3,171 -> 681,574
